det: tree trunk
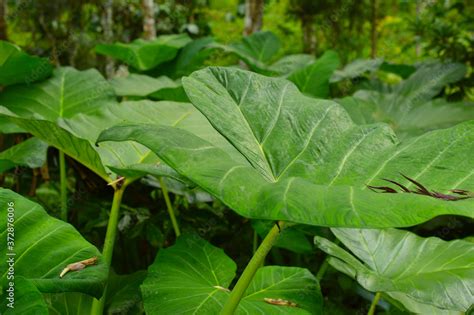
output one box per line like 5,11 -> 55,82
0,0 -> 7,40
141,0 -> 156,40
415,0 -> 421,57
302,15 -> 316,54
370,0 -> 377,58
102,0 -> 115,78
243,0 -> 264,36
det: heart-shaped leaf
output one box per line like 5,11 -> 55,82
338,63 -> 472,138
1,99 -> 236,183
0,41 -> 52,86
141,234 -> 322,314
0,67 -> 115,121
157,36 -> 216,79
330,58 -> 383,82
96,34 -> 191,71
214,31 -> 281,74
314,228 -> 474,311
288,50 -> 340,98
98,67 -> 474,228
0,188 -> 108,298
0,137 -> 48,173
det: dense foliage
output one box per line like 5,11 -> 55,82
0,1 -> 473,314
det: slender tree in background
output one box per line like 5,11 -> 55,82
370,0 -> 378,58
243,0 -> 264,35
289,0 -> 322,54
102,0 -> 115,78
0,0 -> 7,40
141,0 -> 156,40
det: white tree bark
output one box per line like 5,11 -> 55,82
141,0 -> 156,40
243,0 -> 264,36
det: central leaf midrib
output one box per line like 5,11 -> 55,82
58,72 -> 66,118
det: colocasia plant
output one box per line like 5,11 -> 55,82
1,32 -> 473,315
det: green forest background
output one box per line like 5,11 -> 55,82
1,0 -> 472,96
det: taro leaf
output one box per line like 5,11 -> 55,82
98,67 -> 474,228
288,50 -> 340,98
62,100 -> 239,179
44,270 -> 146,315
0,99 -> 236,183
314,228 -> 474,311
149,83 -> 189,102
95,34 -> 191,71
0,277 -> 49,315
379,62 -> 416,79
0,41 -> 52,86
0,117 -> 25,133
157,36 -> 216,78
330,58 -> 383,82
0,67 -> 115,121
0,189 -> 108,298
252,220 -> 313,254
268,54 -> 314,76
385,292 -> 463,315
110,74 -> 178,97
141,234 -> 322,314
0,108 -> 110,182
0,137 -> 48,173
395,62 -> 466,102
214,31 -> 281,74
106,271 -> 147,314
338,63 -> 473,138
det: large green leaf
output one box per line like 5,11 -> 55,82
1,99 -> 235,183
0,189 -> 108,298
0,109 -> 110,181
268,54 -> 314,76
314,228 -> 474,312
252,220 -> 313,254
0,137 -> 48,173
95,34 -> 191,71
157,36 -> 216,78
110,74 -> 178,97
330,58 -> 383,82
141,234 -> 322,314
0,277 -> 49,315
214,31 -> 280,74
0,67 -> 115,121
0,41 -> 52,86
45,271 -> 146,315
288,50 -> 340,98
98,67 -> 474,228
338,62 -> 472,137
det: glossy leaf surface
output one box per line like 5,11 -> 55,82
141,234 -> 322,314
98,67 -> 474,228
315,228 -> 474,311
0,189 -> 108,298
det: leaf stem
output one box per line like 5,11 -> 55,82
159,177 -> 181,237
220,221 -> 285,315
90,185 -> 126,315
367,292 -> 381,315
252,230 -> 258,254
316,238 -> 340,281
59,150 -> 67,221
316,257 -> 329,281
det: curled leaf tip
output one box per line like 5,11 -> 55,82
263,298 -> 298,307
213,285 -> 230,292
59,256 -> 98,278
